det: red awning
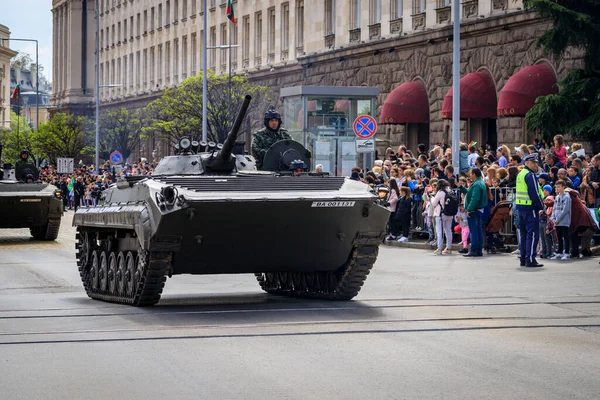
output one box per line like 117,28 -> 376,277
380,80 -> 429,124
441,71 -> 497,119
497,63 -> 558,117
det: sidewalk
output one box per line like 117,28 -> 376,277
383,238 -> 516,252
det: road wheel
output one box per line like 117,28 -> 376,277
125,251 -> 137,296
99,251 -> 109,292
91,250 -> 100,290
116,252 -> 126,295
108,252 -> 118,294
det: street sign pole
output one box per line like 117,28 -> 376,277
353,115 -> 377,173
451,0 -> 461,174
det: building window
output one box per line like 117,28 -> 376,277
209,26 -> 216,70
174,38 -> 179,81
130,16 -> 134,37
254,12 -> 262,65
112,24 -> 115,44
369,0 -> 381,24
137,13 -> 141,36
324,0 -> 335,35
166,0 -> 171,25
100,63 -> 104,98
118,22 -> 121,42
391,0 -> 403,18
296,1 -> 304,50
191,33 -> 197,74
123,56 -> 128,92
267,7 -> 275,59
166,41 -> 171,79
183,0 -> 187,18
191,0 -> 196,14
158,44 -> 163,83
199,29 -> 204,68
412,0 -> 425,14
159,3 -> 163,26
281,3 -> 289,56
129,54 -> 133,89
350,0 -> 361,29
143,49 -> 148,86
174,0 -> 179,21
136,51 -> 141,87
144,10 -> 148,33
151,7 -> 155,30
124,19 -> 128,40
231,23 -> 238,69
101,29 -> 104,48
150,46 -> 155,83
242,15 -> 250,64
220,23 -> 227,71
182,35 -> 188,78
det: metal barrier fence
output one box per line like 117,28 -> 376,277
407,187 -> 517,242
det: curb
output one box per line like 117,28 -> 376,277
383,240 -> 517,252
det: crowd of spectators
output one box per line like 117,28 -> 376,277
351,135 -> 600,259
38,160 -> 156,211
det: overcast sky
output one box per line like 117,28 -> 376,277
2,1 -> 53,80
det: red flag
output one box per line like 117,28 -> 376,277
226,0 -> 237,23
11,84 -> 20,103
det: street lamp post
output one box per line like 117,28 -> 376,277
1,38 -> 39,167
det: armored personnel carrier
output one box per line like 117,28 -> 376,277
73,96 -> 390,306
0,147 -> 63,240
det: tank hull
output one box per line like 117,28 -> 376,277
156,198 -> 388,274
0,183 -> 63,231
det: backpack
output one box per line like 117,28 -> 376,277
442,189 -> 459,216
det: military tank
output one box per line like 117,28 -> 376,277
0,147 -> 63,240
73,96 -> 390,306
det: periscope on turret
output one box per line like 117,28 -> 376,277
72,95 -> 390,307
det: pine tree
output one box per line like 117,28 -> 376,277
524,0 -> 600,141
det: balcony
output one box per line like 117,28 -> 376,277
411,12 -> 426,30
349,28 -> 361,43
462,0 -> 478,18
368,23 -> 381,40
324,34 -> 335,48
492,0 -> 508,11
435,6 -> 451,25
390,18 -> 403,34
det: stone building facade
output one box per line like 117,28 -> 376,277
0,25 -> 18,131
51,0 -> 584,158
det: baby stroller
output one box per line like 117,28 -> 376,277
485,200 -> 512,254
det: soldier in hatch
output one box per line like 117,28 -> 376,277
15,149 -> 31,170
251,107 -> 292,170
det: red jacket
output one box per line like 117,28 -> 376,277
568,189 -> 596,234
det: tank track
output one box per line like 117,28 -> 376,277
30,218 -> 61,241
75,229 -> 170,306
255,240 -> 380,300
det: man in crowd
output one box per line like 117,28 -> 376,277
462,168 -> 488,257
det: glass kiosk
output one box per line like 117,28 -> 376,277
280,86 -> 380,176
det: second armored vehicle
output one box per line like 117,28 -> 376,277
0,147 -> 63,240
73,96 -> 390,306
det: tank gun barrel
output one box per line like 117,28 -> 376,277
219,95 -> 252,161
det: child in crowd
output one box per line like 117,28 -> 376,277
422,181 -> 437,245
455,204 -> 470,254
567,167 -> 581,190
553,134 -> 568,167
539,185 -> 555,259
394,186 -> 413,243
550,180 -> 572,260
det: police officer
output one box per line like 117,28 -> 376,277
516,154 -> 545,267
251,107 -> 291,170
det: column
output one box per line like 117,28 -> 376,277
68,0 -> 83,97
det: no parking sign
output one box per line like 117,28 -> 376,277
109,150 -> 123,165
353,115 -> 377,139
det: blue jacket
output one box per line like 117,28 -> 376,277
515,167 -> 544,212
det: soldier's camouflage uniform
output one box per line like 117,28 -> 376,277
251,127 -> 292,170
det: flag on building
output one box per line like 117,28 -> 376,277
226,0 -> 237,23
11,84 -> 20,103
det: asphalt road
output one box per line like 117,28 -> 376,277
1,213 -> 599,400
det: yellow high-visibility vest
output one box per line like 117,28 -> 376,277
515,169 -> 543,206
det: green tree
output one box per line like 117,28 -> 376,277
99,108 -> 144,161
0,110 -> 39,164
144,71 -> 273,145
524,0 -> 600,141
38,113 -> 94,165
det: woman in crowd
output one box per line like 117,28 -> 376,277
430,179 -> 454,255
